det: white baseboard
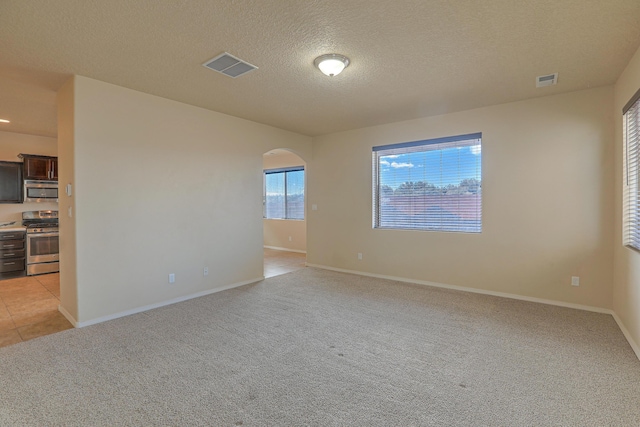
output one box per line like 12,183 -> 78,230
263,245 -> 306,254
58,304 -> 78,328
72,277 -> 264,328
611,312 -> 640,361
59,263 -> 640,363
307,263 -> 640,361
306,263 -> 611,314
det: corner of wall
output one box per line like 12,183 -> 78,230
613,43 -> 640,360
56,76 -> 79,322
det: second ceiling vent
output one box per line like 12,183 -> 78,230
203,52 -> 258,78
536,73 -> 558,88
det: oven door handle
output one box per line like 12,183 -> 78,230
27,232 -> 59,238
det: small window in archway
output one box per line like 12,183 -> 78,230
264,167 -> 304,220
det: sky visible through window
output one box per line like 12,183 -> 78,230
264,168 -> 304,220
264,170 -> 304,196
379,145 -> 481,189
375,139 -> 482,233
285,170 -> 304,196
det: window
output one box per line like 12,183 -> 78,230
264,167 -> 305,220
624,88 -> 640,250
372,133 -> 482,233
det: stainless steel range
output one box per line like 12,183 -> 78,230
22,210 -> 59,276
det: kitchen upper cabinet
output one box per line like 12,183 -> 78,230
19,154 -> 57,181
0,161 -> 23,203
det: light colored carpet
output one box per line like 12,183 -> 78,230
0,267 -> 638,426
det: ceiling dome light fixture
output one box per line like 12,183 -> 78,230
314,54 -> 350,77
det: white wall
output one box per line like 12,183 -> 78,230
613,44 -> 640,352
263,151 -> 307,252
57,79 -> 78,320
0,130 -> 58,222
58,75 -> 312,324
55,76 -> 621,325
308,87 -> 614,309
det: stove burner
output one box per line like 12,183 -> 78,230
21,210 -> 59,226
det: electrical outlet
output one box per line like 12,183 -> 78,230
288,236 -> 292,242
571,276 -> 580,287
312,204 -> 318,211
203,267 -> 209,276
358,253 -> 363,260
168,273 -> 175,284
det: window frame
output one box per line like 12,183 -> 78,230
372,132 -> 482,233
263,166 -> 305,221
623,88 -> 640,251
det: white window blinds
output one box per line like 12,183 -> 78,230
372,133 -> 482,233
264,167 -> 305,220
624,89 -> 640,250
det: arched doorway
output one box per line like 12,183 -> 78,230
262,149 -> 306,278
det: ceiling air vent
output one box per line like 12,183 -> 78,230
536,73 -> 558,88
202,52 -> 258,78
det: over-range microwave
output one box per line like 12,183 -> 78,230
24,180 -> 58,203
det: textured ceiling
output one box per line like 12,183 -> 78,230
1,0 -> 639,138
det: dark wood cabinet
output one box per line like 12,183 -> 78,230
0,161 -> 23,203
19,154 -> 57,181
0,231 -> 26,279
25,157 -> 49,180
51,159 -> 58,180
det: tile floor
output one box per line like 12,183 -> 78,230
264,248 -> 306,278
0,273 -> 72,348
